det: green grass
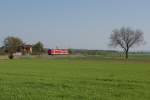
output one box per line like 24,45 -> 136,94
0,57 -> 150,100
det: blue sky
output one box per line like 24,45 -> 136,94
0,0 -> 150,50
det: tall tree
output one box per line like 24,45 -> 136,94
32,41 -> 44,55
109,27 -> 144,59
4,36 -> 23,53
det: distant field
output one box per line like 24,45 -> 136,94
0,57 -> 150,100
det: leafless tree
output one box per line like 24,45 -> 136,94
110,27 -> 144,59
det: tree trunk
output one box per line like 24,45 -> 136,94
125,50 -> 128,59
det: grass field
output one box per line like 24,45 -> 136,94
0,57 -> 150,100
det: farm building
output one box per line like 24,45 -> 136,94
22,45 -> 32,54
17,44 -> 32,55
13,44 -> 32,56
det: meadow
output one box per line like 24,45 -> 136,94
0,56 -> 150,100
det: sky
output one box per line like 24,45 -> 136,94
0,0 -> 150,51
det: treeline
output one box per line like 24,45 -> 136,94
69,49 -> 150,58
69,49 -> 119,56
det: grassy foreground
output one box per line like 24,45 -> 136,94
0,58 -> 150,100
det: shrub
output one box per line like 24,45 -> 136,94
8,53 -> 14,59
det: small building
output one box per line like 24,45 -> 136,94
13,44 -> 32,56
22,45 -> 32,54
17,44 -> 32,55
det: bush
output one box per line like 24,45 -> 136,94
8,53 -> 14,59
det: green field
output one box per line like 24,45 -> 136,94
0,57 -> 150,100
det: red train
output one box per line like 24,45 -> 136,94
48,49 -> 69,55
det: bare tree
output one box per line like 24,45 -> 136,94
110,27 -> 144,59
